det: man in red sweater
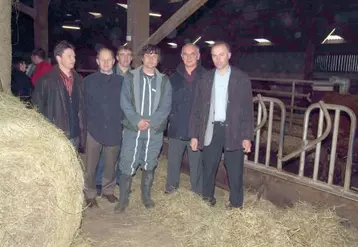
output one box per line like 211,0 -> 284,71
31,48 -> 53,86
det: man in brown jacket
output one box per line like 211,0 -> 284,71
189,41 -> 254,209
32,40 -> 86,152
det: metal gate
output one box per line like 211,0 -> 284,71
244,95 -> 358,223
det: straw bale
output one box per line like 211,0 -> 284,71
144,156 -> 358,247
0,93 -> 84,247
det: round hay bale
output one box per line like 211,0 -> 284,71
0,93 -> 84,247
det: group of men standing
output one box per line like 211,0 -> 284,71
31,39 -> 254,213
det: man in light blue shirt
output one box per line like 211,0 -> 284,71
213,67 -> 230,122
189,41 -> 254,209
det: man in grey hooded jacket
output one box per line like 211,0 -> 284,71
115,45 -> 172,213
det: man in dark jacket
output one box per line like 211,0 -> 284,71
115,45 -> 172,213
96,45 -> 133,195
84,48 -> 124,207
32,40 -> 86,152
165,43 -> 205,195
11,58 -> 33,102
189,41 -> 254,209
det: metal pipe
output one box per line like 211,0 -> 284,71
253,95 -> 268,132
344,107 -> 357,191
313,108 -> 324,181
281,101 -> 332,162
277,98 -> 286,170
328,110 -> 340,185
265,102 -> 274,167
254,102 -> 262,164
252,89 -> 309,98
289,82 -> 296,132
253,94 -> 268,164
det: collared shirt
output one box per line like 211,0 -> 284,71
115,65 -> 131,77
214,66 -> 231,122
59,69 -> 74,96
184,69 -> 195,84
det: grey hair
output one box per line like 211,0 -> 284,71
181,43 -> 200,55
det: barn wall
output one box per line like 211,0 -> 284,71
236,52 -> 305,78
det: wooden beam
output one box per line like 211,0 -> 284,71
17,2 -> 36,19
33,0 -> 49,57
127,0 -> 149,67
136,0 -> 208,53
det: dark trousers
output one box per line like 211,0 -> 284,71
84,132 -> 121,199
202,122 -> 244,207
166,138 -> 203,194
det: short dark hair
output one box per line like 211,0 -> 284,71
53,40 -> 75,58
141,45 -> 161,60
211,41 -> 231,53
117,45 -> 132,54
12,57 -> 26,69
31,48 -> 46,60
97,47 -> 114,59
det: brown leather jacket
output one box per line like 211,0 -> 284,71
32,66 -> 87,152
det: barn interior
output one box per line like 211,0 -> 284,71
8,0 -> 358,245
12,0 -> 358,83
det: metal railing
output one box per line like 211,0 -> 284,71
314,54 -> 358,73
280,102 -> 357,192
250,77 -> 350,132
247,96 -> 358,198
253,95 -> 286,170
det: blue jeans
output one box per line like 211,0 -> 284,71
96,151 -> 120,185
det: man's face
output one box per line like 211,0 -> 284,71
181,45 -> 200,69
142,53 -> 159,70
116,49 -> 133,68
211,44 -> 231,70
97,49 -> 115,73
31,55 -> 40,65
19,62 -> 27,72
56,48 -> 76,70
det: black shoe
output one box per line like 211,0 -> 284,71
86,198 -> 99,208
164,187 -> 178,195
96,185 -> 102,196
102,194 -> 118,203
225,202 -> 242,210
114,202 -> 126,213
203,197 -> 216,206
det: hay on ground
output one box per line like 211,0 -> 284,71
0,93 -> 84,247
138,157 -> 358,247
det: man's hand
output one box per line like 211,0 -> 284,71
242,140 -> 252,153
190,138 -> 199,151
137,119 -> 151,131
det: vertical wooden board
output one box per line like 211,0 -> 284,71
0,0 -> 11,93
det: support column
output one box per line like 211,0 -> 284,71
127,0 -> 149,67
34,0 -> 49,57
0,0 -> 11,93
304,40 -> 315,80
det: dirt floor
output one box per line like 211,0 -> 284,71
81,157 -> 213,247
79,156 -> 358,247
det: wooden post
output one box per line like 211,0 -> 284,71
135,0 -> 208,53
304,40 -> 315,80
18,0 -> 49,57
127,0 -> 149,67
0,0 -> 11,93
34,0 -> 49,57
